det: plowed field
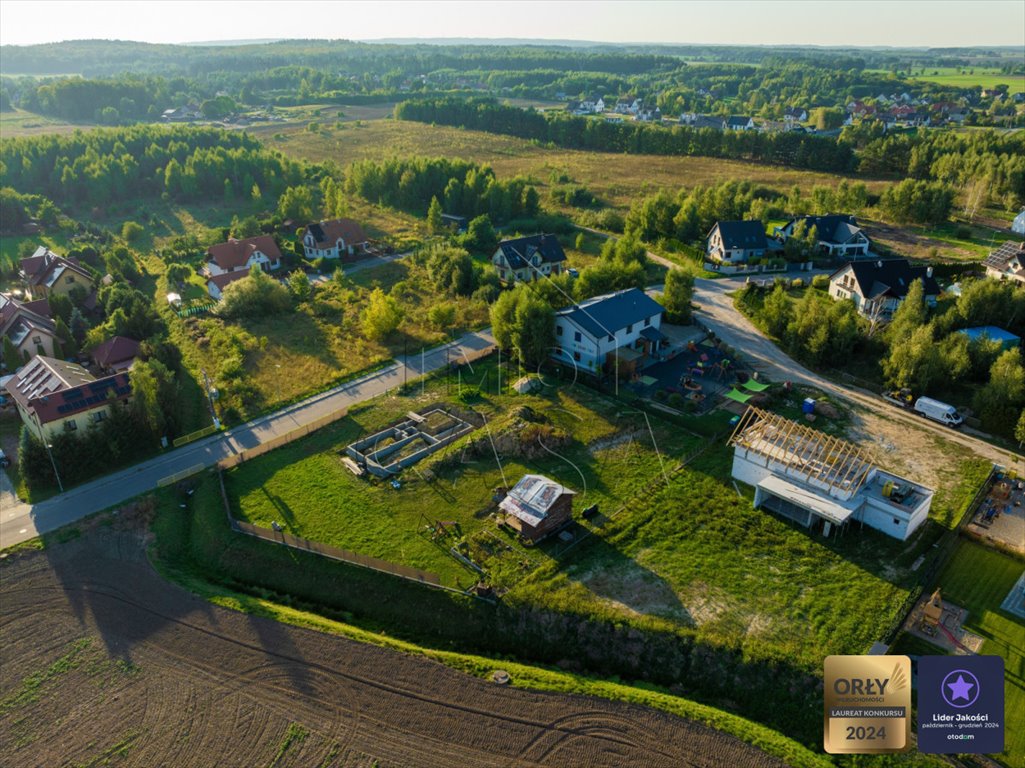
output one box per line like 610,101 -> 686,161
0,525 -> 786,767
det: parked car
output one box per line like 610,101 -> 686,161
913,396 -> 963,427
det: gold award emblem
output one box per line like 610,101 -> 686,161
824,655 -> 911,754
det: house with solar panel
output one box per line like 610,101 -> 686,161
491,234 -> 567,284
499,474 -> 575,542
3,355 -> 131,440
552,287 -> 667,377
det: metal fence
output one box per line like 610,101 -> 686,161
156,463 -> 206,488
217,407 -> 349,469
173,424 -> 219,448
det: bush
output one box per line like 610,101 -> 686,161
653,389 -> 668,402
667,392 -> 685,409
790,278 -> 805,289
955,226 -> 972,239
214,267 -> 293,320
121,220 -> 144,242
811,274 -> 830,290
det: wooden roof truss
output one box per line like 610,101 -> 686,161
728,406 -> 872,496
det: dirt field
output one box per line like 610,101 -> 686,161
0,522 -> 786,768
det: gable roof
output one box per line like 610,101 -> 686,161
726,115 -> 752,127
0,293 -> 57,348
91,336 -> 141,369
3,355 -> 131,425
207,268 -> 251,291
498,474 -> 575,528
983,241 -> 1025,275
786,214 -> 865,245
206,236 -> 282,271
305,218 -> 368,249
833,259 -> 940,299
496,234 -> 566,270
19,248 -> 92,288
556,287 -> 664,339
711,220 -> 768,251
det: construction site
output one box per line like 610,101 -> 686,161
728,406 -> 934,540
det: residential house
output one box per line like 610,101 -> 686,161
776,214 -> 870,257
19,247 -> 92,301
440,214 -> 468,233
1011,210 -> 1025,235
301,218 -> 369,261
0,293 -> 59,366
205,235 -> 281,277
576,96 -> 604,114
614,100 -> 632,114
552,287 -> 667,377
725,115 -> 755,131
3,355 -> 131,440
492,234 -> 567,284
90,336 -> 141,373
730,406 -> 932,540
828,259 -> 940,321
161,105 -> 202,122
636,107 -> 662,122
783,106 -> 808,122
499,474 -> 575,543
206,268 -> 251,300
680,113 -> 724,130
983,241 -> 1025,284
706,220 -> 768,264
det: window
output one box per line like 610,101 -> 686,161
67,275 -> 75,283
626,324 -> 633,334
556,325 -> 563,337
90,411 -> 107,424
573,331 -> 582,343
64,419 -> 77,432
32,336 -> 41,344
644,317 -> 651,327
892,517 -> 900,525
573,351 -> 581,361
607,334 -> 614,342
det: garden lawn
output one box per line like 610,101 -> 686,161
932,540 -> 1025,768
517,459 -> 931,673
226,357 -> 703,587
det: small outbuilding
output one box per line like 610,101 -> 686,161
499,474 -> 575,543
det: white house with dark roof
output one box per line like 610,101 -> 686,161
552,287 -> 667,376
492,234 -> 567,284
706,221 -> 769,264
725,115 -> 755,131
301,218 -> 369,261
776,214 -> 870,257
829,259 -> 940,320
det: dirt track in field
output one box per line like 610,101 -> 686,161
0,524 -> 787,768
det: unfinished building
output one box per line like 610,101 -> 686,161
345,408 -> 476,478
728,407 -> 933,540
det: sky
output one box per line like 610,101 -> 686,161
0,0 -> 1023,48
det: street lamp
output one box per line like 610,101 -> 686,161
43,441 -> 64,493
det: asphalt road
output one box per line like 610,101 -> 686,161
0,329 -> 496,549
692,275 -> 1025,471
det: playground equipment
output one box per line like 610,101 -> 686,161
922,587 -> 943,632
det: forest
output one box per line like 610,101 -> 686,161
395,97 -> 858,172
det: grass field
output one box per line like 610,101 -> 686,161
227,355 -> 705,587
929,540 -> 1025,767
908,67 -> 1025,93
0,108 -> 92,137
251,118 -> 891,216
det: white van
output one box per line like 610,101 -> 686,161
913,396 -> 963,427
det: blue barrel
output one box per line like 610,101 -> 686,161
802,398 -> 816,415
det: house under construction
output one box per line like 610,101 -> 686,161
728,407 -> 932,540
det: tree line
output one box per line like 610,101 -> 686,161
344,156 -> 540,224
395,97 -> 858,172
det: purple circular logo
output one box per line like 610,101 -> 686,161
941,669 -> 980,708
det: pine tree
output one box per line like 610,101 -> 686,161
427,195 -> 445,234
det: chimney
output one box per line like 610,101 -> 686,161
926,266 -> 934,278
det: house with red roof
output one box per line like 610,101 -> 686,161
19,247 -> 93,301
3,355 -> 131,440
301,218 -> 369,261
205,236 -> 282,277
206,268 -> 251,300
90,336 -> 141,373
1,293 -> 60,367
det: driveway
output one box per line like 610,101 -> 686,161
0,329 -> 496,550
692,275 -> 1024,471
